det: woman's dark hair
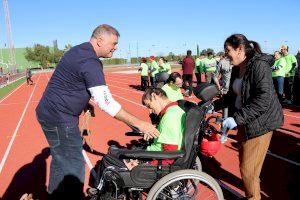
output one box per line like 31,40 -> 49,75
166,72 -> 181,84
160,57 -> 167,62
224,34 -> 262,59
141,57 -> 147,63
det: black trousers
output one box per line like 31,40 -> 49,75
284,76 -> 294,101
26,77 -> 33,85
182,74 -> 193,96
195,73 -> 202,85
141,76 -> 149,90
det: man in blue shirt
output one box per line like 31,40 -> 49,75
36,24 -> 159,198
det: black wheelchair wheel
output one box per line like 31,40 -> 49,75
147,169 -> 223,200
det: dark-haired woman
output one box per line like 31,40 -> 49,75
217,34 -> 284,200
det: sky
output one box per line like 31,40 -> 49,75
0,0 -> 300,58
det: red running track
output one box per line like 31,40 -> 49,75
0,71 -> 299,200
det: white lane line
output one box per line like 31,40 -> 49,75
113,94 -> 145,108
107,84 -> 143,94
217,180 -> 244,199
0,74 -> 41,174
267,150 -> 300,167
0,101 -> 39,106
284,114 -> 300,119
225,131 -> 300,166
0,79 -> 26,104
82,150 -> 96,178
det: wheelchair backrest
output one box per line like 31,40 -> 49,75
193,83 -> 219,103
175,100 -> 206,168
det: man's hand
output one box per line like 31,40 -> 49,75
20,193 -> 34,200
137,121 -> 160,140
222,117 -> 237,130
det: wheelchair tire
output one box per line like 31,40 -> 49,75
147,169 -> 224,200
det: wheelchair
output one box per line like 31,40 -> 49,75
88,83 -> 224,200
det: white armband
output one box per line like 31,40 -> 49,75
88,85 -> 121,117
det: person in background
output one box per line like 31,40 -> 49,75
217,34 -> 283,200
271,51 -> 286,104
158,57 -> 167,72
35,24 -> 159,199
294,51 -> 300,105
182,50 -> 195,97
138,57 -> 149,91
26,68 -> 34,85
194,53 -> 205,85
164,58 -> 172,74
161,72 -> 184,102
203,50 -> 217,83
212,54 -> 232,94
280,45 -> 298,105
149,56 -> 159,87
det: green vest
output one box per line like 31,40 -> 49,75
272,57 -> 286,77
140,63 -> 149,76
150,61 -> 159,77
284,54 -> 297,77
203,58 -> 217,72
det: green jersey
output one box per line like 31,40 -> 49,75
194,58 -> 201,73
284,54 -> 297,77
150,61 -> 159,77
140,63 -> 149,76
147,105 -> 186,151
272,57 -> 286,77
165,63 -> 172,74
159,63 -> 167,72
162,84 -> 184,102
203,58 -> 217,72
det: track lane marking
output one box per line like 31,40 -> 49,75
0,74 -> 41,174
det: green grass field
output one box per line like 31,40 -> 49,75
1,48 -> 40,71
0,77 -> 26,100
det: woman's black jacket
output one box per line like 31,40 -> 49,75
215,53 -> 284,139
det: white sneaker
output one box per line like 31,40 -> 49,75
220,134 -> 228,144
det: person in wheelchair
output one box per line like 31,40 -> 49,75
90,84 -> 224,199
100,87 -> 186,172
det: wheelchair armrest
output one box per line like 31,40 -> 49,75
117,149 -> 185,160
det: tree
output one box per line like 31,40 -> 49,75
52,49 -> 64,65
216,51 -> 225,56
25,44 -> 52,68
200,48 -> 216,56
25,44 -> 65,68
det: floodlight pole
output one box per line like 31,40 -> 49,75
2,0 -> 16,72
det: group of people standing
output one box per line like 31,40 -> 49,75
138,55 -> 171,90
272,45 -> 298,105
181,49 -> 233,97
34,22 -> 287,200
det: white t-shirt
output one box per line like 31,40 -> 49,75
232,78 -> 243,109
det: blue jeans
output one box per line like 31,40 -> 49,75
273,76 -> 284,103
38,120 -> 85,194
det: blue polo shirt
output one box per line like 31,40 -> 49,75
36,42 -> 106,125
